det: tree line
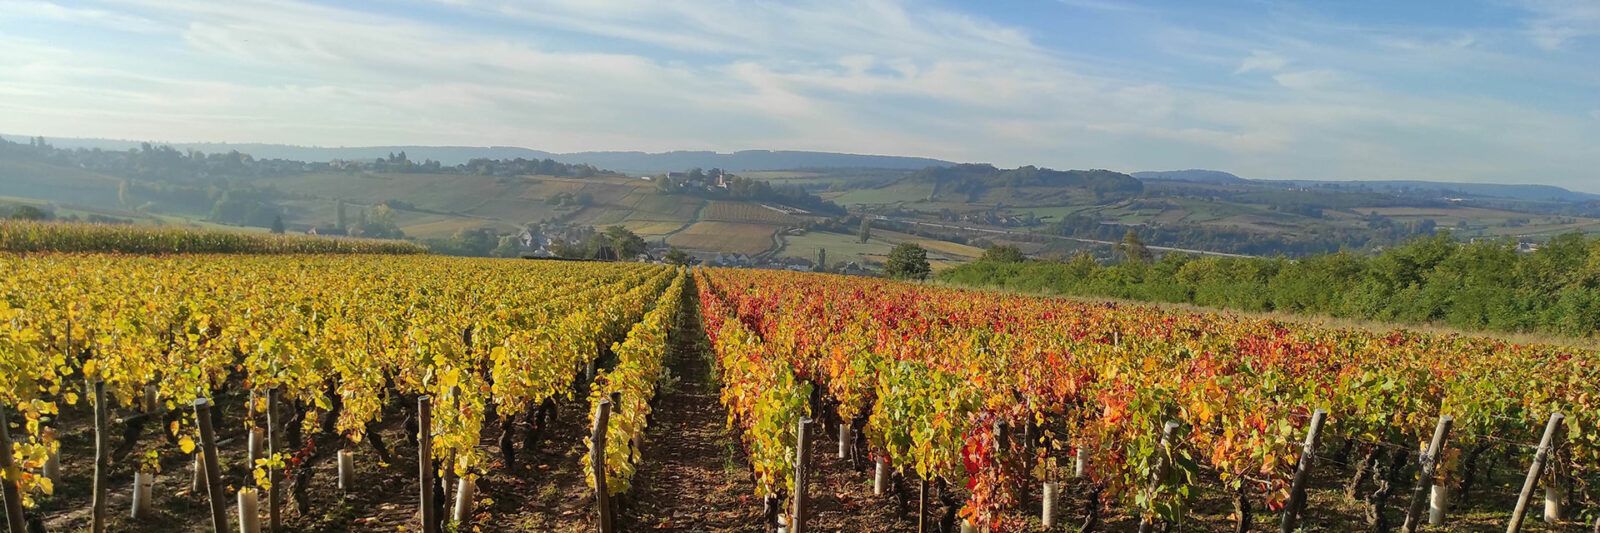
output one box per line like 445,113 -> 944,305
0,137 -> 613,234
939,231 -> 1600,339
0,137 -> 609,183
654,168 -> 845,215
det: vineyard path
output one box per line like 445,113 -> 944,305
624,278 -> 763,532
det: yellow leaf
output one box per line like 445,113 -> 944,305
180,436 -> 196,454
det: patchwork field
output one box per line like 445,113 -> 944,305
701,201 -> 805,225
665,221 -> 782,255
775,228 -> 983,270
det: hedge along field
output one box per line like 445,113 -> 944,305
0,220 -> 428,255
940,231 -> 1600,340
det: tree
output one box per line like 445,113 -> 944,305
549,239 -> 586,259
980,244 -> 1025,263
603,226 -> 647,260
8,205 -> 48,221
350,205 -> 404,239
336,199 -> 348,230
817,248 -> 828,273
118,180 -> 130,208
884,243 -> 931,281
585,233 -> 618,260
270,215 -> 286,234
858,218 -> 872,244
664,247 -> 695,266
491,235 -> 523,258
1116,230 -> 1152,264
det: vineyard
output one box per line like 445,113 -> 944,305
0,221 -> 428,255
0,253 -> 678,531
1,252 -> 1597,532
696,268 -> 1600,532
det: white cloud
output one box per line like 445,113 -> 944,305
0,0 -> 1597,189
1271,69 -> 1347,90
1519,0 -> 1600,50
1234,51 -> 1289,74
0,0 -> 163,32
1055,0 -> 1150,13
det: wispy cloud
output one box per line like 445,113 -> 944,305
0,0 -> 163,32
1235,51 -> 1290,74
0,0 -> 1596,189
1518,0 -> 1600,50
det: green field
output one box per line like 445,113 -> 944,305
666,222 -> 782,255
775,228 -> 983,271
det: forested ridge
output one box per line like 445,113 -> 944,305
940,231 -> 1600,338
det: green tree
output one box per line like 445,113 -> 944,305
491,235 -> 522,258
664,247 -> 695,266
550,239 -> 586,259
817,248 -> 828,273
270,215 -> 286,234
350,205 -> 404,239
336,199 -> 348,231
858,218 -> 872,244
603,226 -> 647,260
8,205 -> 48,221
585,233 -> 617,260
884,243 -> 931,281
980,244 -> 1025,263
1115,230 -> 1152,264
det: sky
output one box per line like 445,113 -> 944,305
1,0 -> 1597,189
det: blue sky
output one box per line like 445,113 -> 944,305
1,1 -> 1597,190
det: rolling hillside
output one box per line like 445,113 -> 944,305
0,155 -> 819,254
16,135 -> 953,171
7,136 -> 1600,263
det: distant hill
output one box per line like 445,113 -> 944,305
10,135 -> 952,172
1132,169 -> 1249,184
905,164 -> 1143,205
1272,179 -> 1599,203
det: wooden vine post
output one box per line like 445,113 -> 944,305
0,407 -> 27,533
792,417 -> 814,533
591,394 -> 615,533
1138,421 -> 1181,533
1507,412 -> 1564,533
91,381 -> 109,533
418,396 -> 438,533
1545,417 -> 1570,524
918,478 -> 930,533
266,387 -> 282,533
194,398 -> 229,532
1402,415 -> 1453,533
1281,409 -> 1328,533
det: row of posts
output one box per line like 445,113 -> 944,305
576,406 -> 1580,533
0,394 -> 1577,532
0,386 -> 468,533
0,383 -> 282,533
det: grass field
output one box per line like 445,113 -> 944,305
776,228 -> 983,271
666,221 -> 782,255
701,201 -> 804,225
617,220 -> 688,238
823,181 -> 937,205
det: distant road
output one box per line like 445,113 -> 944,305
874,216 -> 1256,259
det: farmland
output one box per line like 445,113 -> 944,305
774,228 -> 983,270
665,221 -> 785,256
